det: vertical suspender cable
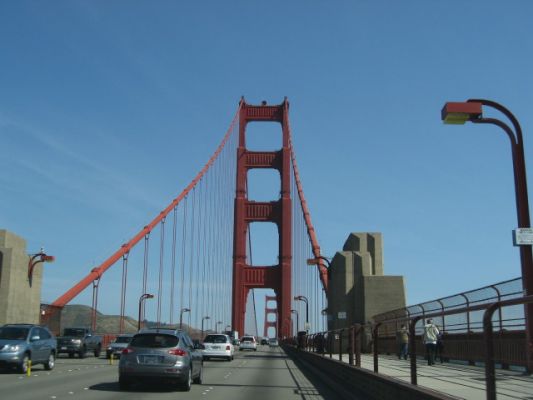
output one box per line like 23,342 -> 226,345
180,197 -> 188,313
119,253 -> 129,333
170,207 -> 178,325
157,218 -> 166,327
142,233 -> 150,323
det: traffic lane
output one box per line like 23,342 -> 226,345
0,356 -> 119,400
0,356 -> 214,400
0,347 -> 338,400
201,345 -> 337,400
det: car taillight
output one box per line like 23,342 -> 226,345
122,348 -> 134,355
168,349 -> 187,356
226,345 -> 231,351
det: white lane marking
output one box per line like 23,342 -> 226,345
68,392 -> 74,395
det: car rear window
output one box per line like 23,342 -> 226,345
0,327 -> 29,340
242,337 -> 254,342
131,334 -> 179,348
63,328 -> 86,337
115,336 -> 132,343
203,334 -> 228,343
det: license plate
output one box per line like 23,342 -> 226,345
61,347 -> 67,350
212,346 -> 220,349
140,355 -> 161,364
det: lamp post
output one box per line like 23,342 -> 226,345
138,293 -> 154,331
294,295 -> 309,333
201,316 -> 210,338
28,249 -> 55,287
291,309 -> 299,335
216,321 -> 223,333
442,99 -> 533,371
179,307 -> 190,330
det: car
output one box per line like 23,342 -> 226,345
202,334 -> 234,361
0,324 -> 57,373
118,328 -> 203,391
106,334 -> 133,359
268,338 -> 279,347
239,336 -> 257,351
260,338 -> 268,345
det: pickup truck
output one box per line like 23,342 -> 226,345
56,328 -> 102,358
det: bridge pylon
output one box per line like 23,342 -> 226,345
232,98 -> 292,339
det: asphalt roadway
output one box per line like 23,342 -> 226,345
0,345 -> 342,400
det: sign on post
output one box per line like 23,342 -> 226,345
513,228 -> 533,246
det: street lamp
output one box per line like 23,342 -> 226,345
294,295 -> 309,332
291,309 -> 299,335
201,316 -> 210,338
442,99 -> 533,371
138,293 -> 154,331
28,249 -> 55,287
216,321 -> 222,333
179,307 -> 190,330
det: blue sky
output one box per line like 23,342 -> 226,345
1,1 -> 533,332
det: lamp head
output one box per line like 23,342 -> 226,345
441,101 -> 482,124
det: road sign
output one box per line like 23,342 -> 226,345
513,228 -> 533,246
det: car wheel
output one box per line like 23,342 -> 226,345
44,353 -> 55,370
68,352 -> 74,358
78,346 -> 86,359
19,354 -> 30,374
119,375 -> 131,390
94,345 -> 101,358
193,363 -> 203,384
180,367 -> 192,391
203,356 -> 209,361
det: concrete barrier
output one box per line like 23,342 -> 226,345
283,345 -> 455,400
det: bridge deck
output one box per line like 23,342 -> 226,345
329,353 -> 533,399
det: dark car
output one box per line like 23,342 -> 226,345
0,324 -> 57,373
118,328 -> 203,391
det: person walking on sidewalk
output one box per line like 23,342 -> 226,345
396,324 -> 409,360
423,319 -> 440,366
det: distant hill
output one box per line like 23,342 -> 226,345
60,305 -> 206,339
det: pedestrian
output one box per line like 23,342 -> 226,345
423,319 -> 440,366
396,324 -> 409,360
435,332 -> 444,363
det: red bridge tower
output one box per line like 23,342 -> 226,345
232,98 -> 292,338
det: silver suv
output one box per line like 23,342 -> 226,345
118,328 -> 203,391
0,324 -> 57,373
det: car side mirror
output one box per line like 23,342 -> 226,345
30,336 -> 40,341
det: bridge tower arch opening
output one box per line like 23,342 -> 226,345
232,98 -> 292,339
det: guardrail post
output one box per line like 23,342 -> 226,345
349,326 -> 354,365
484,302 -> 499,400
355,324 -> 362,367
373,323 -> 381,373
339,329 -> 343,362
329,332 -> 333,358
409,316 -> 422,385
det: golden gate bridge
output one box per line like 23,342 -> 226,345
42,98 -> 328,339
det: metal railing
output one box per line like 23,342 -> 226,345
289,294 -> 533,400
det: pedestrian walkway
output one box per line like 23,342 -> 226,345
328,353 -> 533,399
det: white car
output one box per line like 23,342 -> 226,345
202,334 -> 234,361
268,338 -> 279,347
239,336 -> 257,351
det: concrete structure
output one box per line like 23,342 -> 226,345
327,233 -> 406,349
0,230 -> 42,325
